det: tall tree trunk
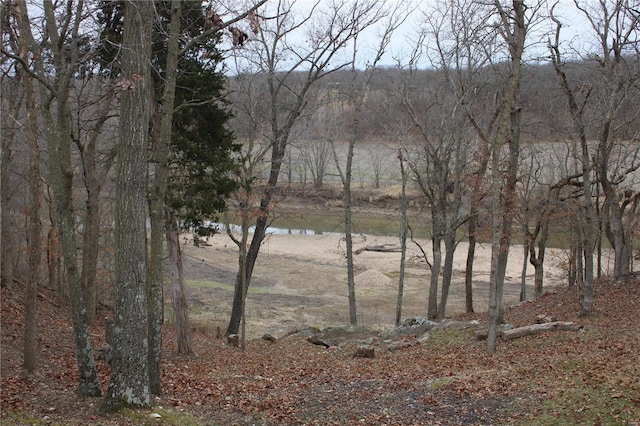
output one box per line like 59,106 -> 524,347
487,0 -> 525,354
166,214 -> 193,355
80,182 -> 100,325
549,7 -> 595,316
227,146 -> 285,336
464,212 -> 476,313
529,218 -> 548,298
438,229 -> 456,319
487,140 -> 504,353
0,142 -> 12,290
46,205 -> 61,293
0,82 -> 17,292
147,0 -> 182,395
343,138 -> 357,327
77,88 -> 116,324
102,0 -> 153,411
520,229 -> 528,302
21,54 -> 41,374
396,151 -> 408,327
428,230 -> 442,320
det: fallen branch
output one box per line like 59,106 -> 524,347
354,245 -> 401,255
502,321 -> 582,340
475,321 -> 582,341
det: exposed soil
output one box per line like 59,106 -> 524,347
179,191 -> 568,339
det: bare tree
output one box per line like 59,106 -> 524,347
576,1 -> 639,278
547,0 -> 640,315
72,76 -> 118,327
3,0 -> 102,395
6,0 -> 43,373
423,0 -> 536,350
224,0 -> 392,336
328,1 -> 407,327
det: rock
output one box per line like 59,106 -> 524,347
380,317 -> 438,338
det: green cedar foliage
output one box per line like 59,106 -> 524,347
97,1 -> 240,235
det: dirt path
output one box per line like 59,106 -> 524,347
181,230 -> 568,338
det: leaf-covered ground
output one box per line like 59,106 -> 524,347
2,274 -> 640,425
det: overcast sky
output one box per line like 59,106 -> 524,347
223,0 -> 597,72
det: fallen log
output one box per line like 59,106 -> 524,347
354,245 -> 402,255
475,321 -> 582,341
502,321 -> 582,340
307,336 -> 331,348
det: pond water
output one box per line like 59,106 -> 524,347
219,211 -> 420,238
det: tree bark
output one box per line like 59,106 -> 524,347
146,0 -> 182,396
0,81 -> 17,292
166,214 -> 193,356
487,0 -> 525,354
464,213 -> 476,313
343,138 -> 357,327
528,217 -> 548,298
21,38 -> 41,374
396,151 -> 408,327
520,232 -> 528,302
438,229 -> 456,319
428,229 -> 442,320
102,0 -> 153,412
80,179 -> 100,325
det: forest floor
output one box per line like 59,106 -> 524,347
2,189 -> 640,425
2,273 -> 640,424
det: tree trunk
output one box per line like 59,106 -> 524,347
77,84 -> 116,324
601,188 -> 630,278
227,204 -> 269,336
529,217 -> 548,298
102,0 -> 153,412
147,0 -> 182,395
549,10 -> 595,316
343,140 -> 357,327
464,211 -> 477,313
0,91 -> 16,292
21,52 -> 41,374
428,231 -> 442,321
497,106 -> 522,323
46,207 -> 61,293
80,183 -> 100,325
396,152 -> 408,327
487,0 -> 525,354
520,231 -> 528,302
166,215 -> 193,356
438,229 -> 456,319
